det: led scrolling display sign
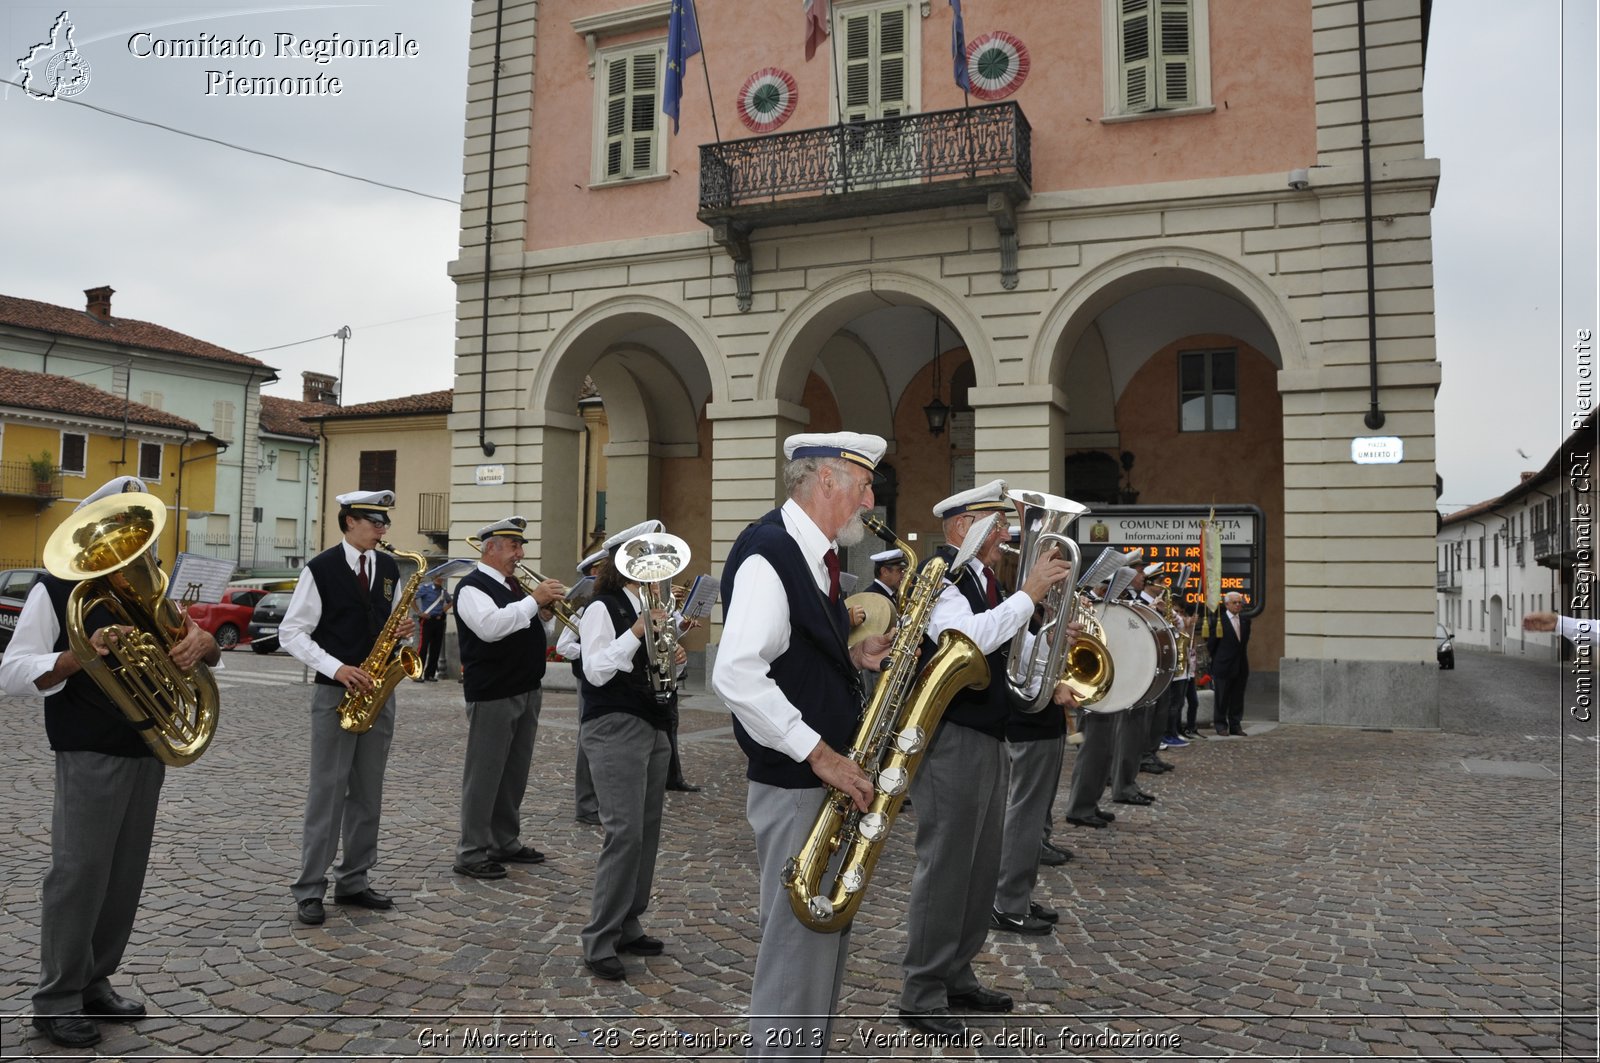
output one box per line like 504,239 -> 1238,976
1073,505 -> 1268,615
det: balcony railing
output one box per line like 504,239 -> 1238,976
0,460 -> 63,502
1436,570 -> 1459,592
418,492 -> 450,536
1533,527 -> 1572,566
698,102 -> 1032,308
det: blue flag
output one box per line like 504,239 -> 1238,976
950,0 -> 970,92
663,0 -> 702,134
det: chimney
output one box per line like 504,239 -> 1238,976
84,286 -> 115,321
303,370 -> 339,405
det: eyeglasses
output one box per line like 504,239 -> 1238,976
359,513 -> 391,528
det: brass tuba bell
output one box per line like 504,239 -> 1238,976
42,492 -> 221,766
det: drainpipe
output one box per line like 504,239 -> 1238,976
476,0 -> 506,458
1356,0 -> 1385,430
177,435 -> 226,568
236,368 -> 259,572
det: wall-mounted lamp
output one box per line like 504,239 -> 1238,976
923,311 -> 950,436
258,448 -> 278,472
1287,167 -> 1311,191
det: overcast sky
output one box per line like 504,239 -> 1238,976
1,1 -> 1593,514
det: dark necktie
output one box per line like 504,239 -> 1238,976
358,553 -> 369,594
505,575 -> 522,597
982,565 -> 999,608
824,549 -> 841,604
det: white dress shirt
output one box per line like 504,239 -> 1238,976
711,498 -> 839,764
280,540 -> 404,681
1558,614 -> 1592,644
579,587 -> 688,687
556,603 -> 585,660
927,557 -> 1035,656
0,580 -> 224,698
455,561 -> 556,643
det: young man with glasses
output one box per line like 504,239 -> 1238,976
280,489 -> 414,926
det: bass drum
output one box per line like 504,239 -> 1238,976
1089,600 -> 1178,713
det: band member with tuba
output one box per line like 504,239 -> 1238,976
897,480 -> 1072,1035
712,432 -> 895,1059
0,476 -> 221,1049
451,516 -> 564,879
281,489 -> 413,926
576,519 -> 693,981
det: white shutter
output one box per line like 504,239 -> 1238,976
839,6 -> 910,122
842,13 -> 873,122
212,399 -> 235,441
877,8 -> 908,119
602,48 -> 660,180
139,390 -> 164,410
1156,0 -> 1195,108
1119,0 -> 1155,113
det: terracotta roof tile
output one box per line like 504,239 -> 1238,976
260,395 -> 336,438
0,366 -> 202,432
0,292 -> 270,370
308,389 -> 454,421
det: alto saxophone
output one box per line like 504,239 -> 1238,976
782,513 -> 993,933
337,542 -> 427,734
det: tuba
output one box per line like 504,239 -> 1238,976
783,513 -> 994,933
337,542 -> 426,734
42,492 -> 221,767
1003,490 -> 1115,711
614,531 -> 692,706
465,534 -> 580,638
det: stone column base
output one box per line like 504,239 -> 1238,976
1279,658 -> 1439,729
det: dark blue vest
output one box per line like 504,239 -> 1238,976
577,590 -> 670,728
920,547 -> 1013,740
306,544 -> 398,687
40,576 -> 152,757
722,510 -> 859,789
455,568 -> 547,701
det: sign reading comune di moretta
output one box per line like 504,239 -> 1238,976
1073,505 -> 1267,615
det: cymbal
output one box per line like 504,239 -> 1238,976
844,591 -> 896,649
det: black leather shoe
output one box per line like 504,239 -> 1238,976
948,986 -> 1015,1012
585,956 -> 626,981
490,846 -> 546,864
452,860 -> 508,880
619,934 -> 664,955
1037,844 -> 1069,867
1113,793 -> 1155,806
665,781 -> 702,792
1215,727 -> 1229,736
990,908 -> 1053,935
33,1015 -> 101,1047
1136,789 -> 1158,801
1066,814 -> 1109,828
333,888 -> 394,910
1229,726 -> 1247,736
1092,807 -> 1116,822
1029,901 -> 1059,924
296,898 -> 325,925
84,990 -> 147,1021
898,1008 -> 965,1036
576,813 -> 601,826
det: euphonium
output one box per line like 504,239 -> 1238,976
465,534 -> 580,637
42,492 -> 221,767
337,541 -> 426,734
1002,490 -> 1115,711
782,513 -> 994,933
614,531 -> 692,706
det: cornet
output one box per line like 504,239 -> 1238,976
465,534 -> 580,637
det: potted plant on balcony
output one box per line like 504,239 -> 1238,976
29,452 -> 57,495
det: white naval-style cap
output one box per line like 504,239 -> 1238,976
870,548 -> 905,564
602,519 -> 664,553
932,478 -> 1011,519
782,431 -> 887,471
75,476 -> 147,511
335,489 -> 396,511
476,516 -> 529,544
577,548 -> 608,577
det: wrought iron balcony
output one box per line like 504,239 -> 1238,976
1436,569 -> 1459,592
0,460 -> 62,503
698,101 -> 1032,309
1533,527 -> 1574,568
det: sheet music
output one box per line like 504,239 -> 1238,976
167,553 -> 236,605
680,574 -> 718,620
837,571 -> 860,594
567,575 -> 596,602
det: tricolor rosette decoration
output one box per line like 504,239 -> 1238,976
736,67 -> 798,132
965,32 -> 1030,101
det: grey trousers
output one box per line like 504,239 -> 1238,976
574,692 -> 598,820
900,724 -> 1008,1013
746,783 -> 852,1061
35,751 -> 164,1015
1063,710 -> 1119,820
579,712 -> 669,962
1112,698 -> 1153,800
457,688 -> 542,865
994,736 -> 1064,914
293,683 -> 395,902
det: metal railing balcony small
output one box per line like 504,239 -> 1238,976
0,460 -> 63,501
698,101 -> 1032,309
1436,570 -> 1459,592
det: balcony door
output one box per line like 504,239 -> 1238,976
835,1 -> 920,190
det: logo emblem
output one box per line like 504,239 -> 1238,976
17,11 -> 92,100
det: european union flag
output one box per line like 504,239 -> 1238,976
663,0 -> 702,135
950,0 -> 970,92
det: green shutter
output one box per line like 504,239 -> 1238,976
1156,0 -> 1194,108
1119,0 -> 1156,113
602,49 -> 660,180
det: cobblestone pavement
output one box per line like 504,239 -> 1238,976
0,646 -> 1595,1060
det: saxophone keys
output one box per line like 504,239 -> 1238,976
857,812 -> 888,842
875,767 -> 907,797
839,865 -> 867,893
892,726 -> 926,755
807,896 -> 837,922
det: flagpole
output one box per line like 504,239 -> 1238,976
698,22 -> 721,143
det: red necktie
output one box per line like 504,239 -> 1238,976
506,576 -> 522,597
982,565 -> 999,607
824,549 -> 841,604
358,553 -> 370,594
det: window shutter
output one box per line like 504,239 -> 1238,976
138,442 -> 162,480
212,399 -> 235,441
878,8 -> 908,119
603,49 -> 659,180
139,390 -> 164,410
605,58 -> 628,177
1156,0 -> 1194,108
842,13 -> 873,121
1119,0 -> 1155,113
61,433 -> 86,473
358,449 -> 397,493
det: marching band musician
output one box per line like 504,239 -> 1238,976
565,546 -> 609,826
1110,563 -> 1168,807
712,432 -> 894,1060
897,480 -> 1074,1036
864,548 -> 907,601
576,520 -> 694,982
281,489 -> 412,926
450,517 -> 563,880
0,476 -> 221,1049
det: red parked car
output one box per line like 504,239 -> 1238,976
187,587 -> 269,651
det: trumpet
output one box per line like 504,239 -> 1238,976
465,534 -> 580,637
